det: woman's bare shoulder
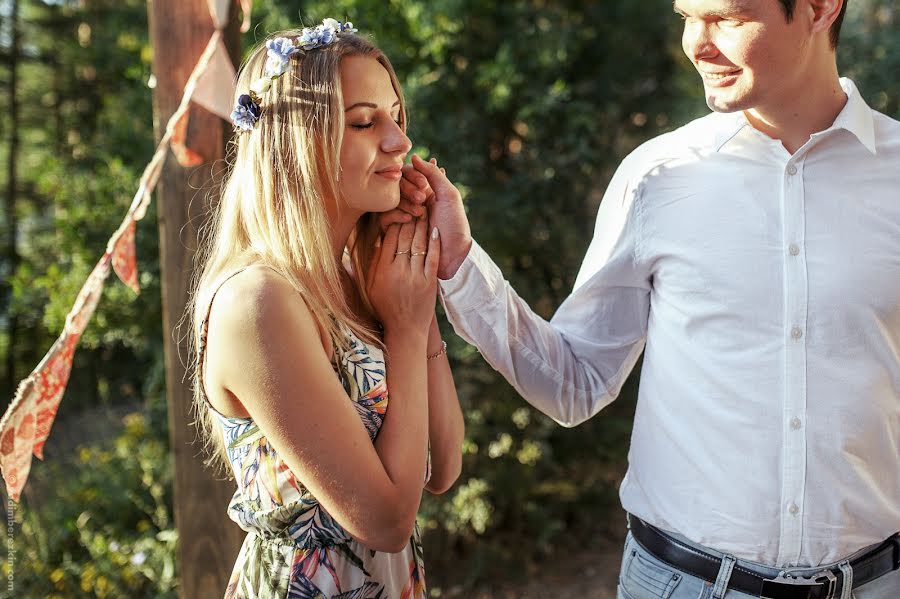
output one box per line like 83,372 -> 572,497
206,265 -> 332,368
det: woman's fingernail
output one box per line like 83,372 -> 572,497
375,236 -> 382,247
432,227 -> 439,239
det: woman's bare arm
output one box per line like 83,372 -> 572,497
424,314 -> 463,494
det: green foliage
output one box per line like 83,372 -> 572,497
2,404 -> 177,599
840,2 -> 900,116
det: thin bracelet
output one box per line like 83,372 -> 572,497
427,340 -> 447,361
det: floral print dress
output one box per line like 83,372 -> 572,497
198,270 -> 428,599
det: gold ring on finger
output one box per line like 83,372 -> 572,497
411,252 -> 427,257
394,250 -> 411,256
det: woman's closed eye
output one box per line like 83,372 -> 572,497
350,117 -> 402,130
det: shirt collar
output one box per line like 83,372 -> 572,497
714,77 -> 877,155
829,78 -> 877,155
713,113 -> 749,152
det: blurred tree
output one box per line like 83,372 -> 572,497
3,0 -> 20,399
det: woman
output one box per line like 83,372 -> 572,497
187,19 -> 464,598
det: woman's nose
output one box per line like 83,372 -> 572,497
382,120 -> 412,155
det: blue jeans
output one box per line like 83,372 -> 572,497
616,529 -> 900,599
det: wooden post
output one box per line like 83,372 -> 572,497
147,2 -> 244,597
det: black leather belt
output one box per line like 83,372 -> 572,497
628,514 -> 900,599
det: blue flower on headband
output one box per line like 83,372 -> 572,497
298,26 -> 333,50
267,37 -> 300,62
298,19 -> 357,50
231,94 -> 261,131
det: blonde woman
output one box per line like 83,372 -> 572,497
187,20 -> 463,598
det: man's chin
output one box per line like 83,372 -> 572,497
705,93 -> 746,114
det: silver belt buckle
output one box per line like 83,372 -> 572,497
760,570 -> 837,599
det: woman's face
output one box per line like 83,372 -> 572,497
338,56 -> 411,214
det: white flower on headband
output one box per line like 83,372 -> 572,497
264,37 -> 300,78
264,54 -> 291,78
249,77 -> 272,96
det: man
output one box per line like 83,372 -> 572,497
395,0 -> 899,597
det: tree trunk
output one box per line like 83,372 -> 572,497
146,2 -> 244,597
4,0 -> 21,400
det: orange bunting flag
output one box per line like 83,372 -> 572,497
0,255 -> 111,502
170,110 -> 206,168
111,219 -> 140,294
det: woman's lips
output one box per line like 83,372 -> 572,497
374,167 -> 402,181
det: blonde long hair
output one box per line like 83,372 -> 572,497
185,29 -> 406,475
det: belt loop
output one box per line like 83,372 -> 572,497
711,554 -> 736,599
837,561 -> 853,599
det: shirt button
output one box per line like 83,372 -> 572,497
789,503 -> 799,515
790,417 -> 802,430
787,165 -> 798,175
791,327 -> 803,339
789,244 -> 800,256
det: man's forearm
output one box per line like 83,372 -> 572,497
440,240 -> 645,427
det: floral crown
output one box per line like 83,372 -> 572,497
230,18 -> 358,131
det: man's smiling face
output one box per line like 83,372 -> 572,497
675,0 -> 810,114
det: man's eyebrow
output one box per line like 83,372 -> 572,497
344,100 -> 401,112
673,1 -> 752,18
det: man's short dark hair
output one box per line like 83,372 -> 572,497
778,0 -> 848,49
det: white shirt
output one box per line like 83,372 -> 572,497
440,79 -> 900,568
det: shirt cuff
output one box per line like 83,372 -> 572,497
439,239 -> 505,315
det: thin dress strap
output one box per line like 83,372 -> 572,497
196,268 -> 250,412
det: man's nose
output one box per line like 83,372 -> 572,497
682,22 -> 718,63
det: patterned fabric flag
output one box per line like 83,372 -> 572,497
191,36 -> 237,121
111,219 -> 140,294
0,255 -> 110,501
